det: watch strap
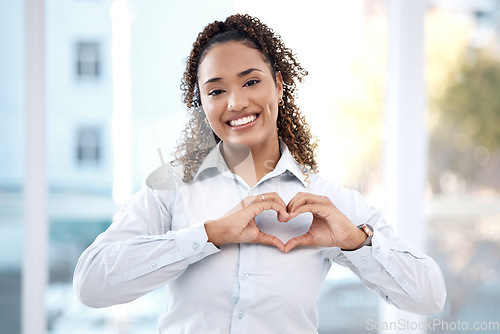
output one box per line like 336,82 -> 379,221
355,224 -> 373,249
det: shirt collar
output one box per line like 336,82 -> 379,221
194,139 -> 308,186
193,142 -> 229,181
272,140 -> 308,187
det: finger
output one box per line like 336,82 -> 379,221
287,203 -> 330,220
287,192 -> 328,213
286,191 -> 307,210
241,193 -> 286,215
254,231 -> 285,252
248,199 -> 289,222
261,192 -> 288,208
260,192 -> 289,221
254,192 -> 289,219
245,191 -> 285,207
288,191 -> 333,210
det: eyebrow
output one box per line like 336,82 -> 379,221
202,68 -> 263,86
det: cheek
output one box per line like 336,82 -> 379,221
201,102 -> 222,122
202,104 -> 226,137
268,100 -> 280,120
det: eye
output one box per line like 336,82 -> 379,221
244,79 -> 260,87
208,89 -> 224,97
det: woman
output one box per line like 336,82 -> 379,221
74,14 -> 446,333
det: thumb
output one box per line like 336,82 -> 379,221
283,234 -> 312,253
254,231 -> 285,252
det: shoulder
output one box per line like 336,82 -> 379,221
310,174 -> 380,225
144,163 -> 186,192
121,163 -> 187,218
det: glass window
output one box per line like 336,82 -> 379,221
425,0 -> 500,330
16,1 -> 500,333
76,41 -> 101,79
76,127 -> 102,166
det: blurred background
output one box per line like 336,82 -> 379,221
1,0 -> 500,333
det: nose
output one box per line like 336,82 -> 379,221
227,89 -> 248,112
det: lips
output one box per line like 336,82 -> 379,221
226,113 -> 259,127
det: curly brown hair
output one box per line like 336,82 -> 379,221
173,13 -> 318,182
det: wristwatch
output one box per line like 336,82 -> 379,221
356,224 -> 373,249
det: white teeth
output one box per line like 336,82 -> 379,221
229,114 -> 257,127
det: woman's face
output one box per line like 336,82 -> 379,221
197,41 -> 283,150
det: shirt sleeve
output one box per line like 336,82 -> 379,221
323,187 -> 446,315
73,184 -> 220,308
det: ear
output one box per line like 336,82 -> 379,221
275,71 -> 284,100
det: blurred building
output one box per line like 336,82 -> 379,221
1,1 -> 115,195
45,0 -> 115,193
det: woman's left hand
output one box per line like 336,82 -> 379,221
283,192 -> 367,253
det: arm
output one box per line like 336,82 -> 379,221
284,188 -> 446,315
73,186 -> 219,308
333,208 -> 446,315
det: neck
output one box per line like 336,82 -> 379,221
222,138 -> 280,188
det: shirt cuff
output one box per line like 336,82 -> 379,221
340,227 -> 390,271
174,223 -> 220,264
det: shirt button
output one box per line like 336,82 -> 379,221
238,311 -> 244,319
241,272 -> 249,279
398,276 -> 405,283
193,243 -> 201,251
373,247 -> 380,256
150,263 -> 157,269
360,256 -> 367,262
198,253 -> 204,259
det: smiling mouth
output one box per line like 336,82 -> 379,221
227,114 -> 258,127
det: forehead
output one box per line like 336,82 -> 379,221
197,42 -> 272,81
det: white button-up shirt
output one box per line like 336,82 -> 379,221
73,141 -> 446,333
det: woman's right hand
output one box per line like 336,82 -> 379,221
204,192 -> 289,252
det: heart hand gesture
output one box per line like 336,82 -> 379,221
204,192 -> 367,253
